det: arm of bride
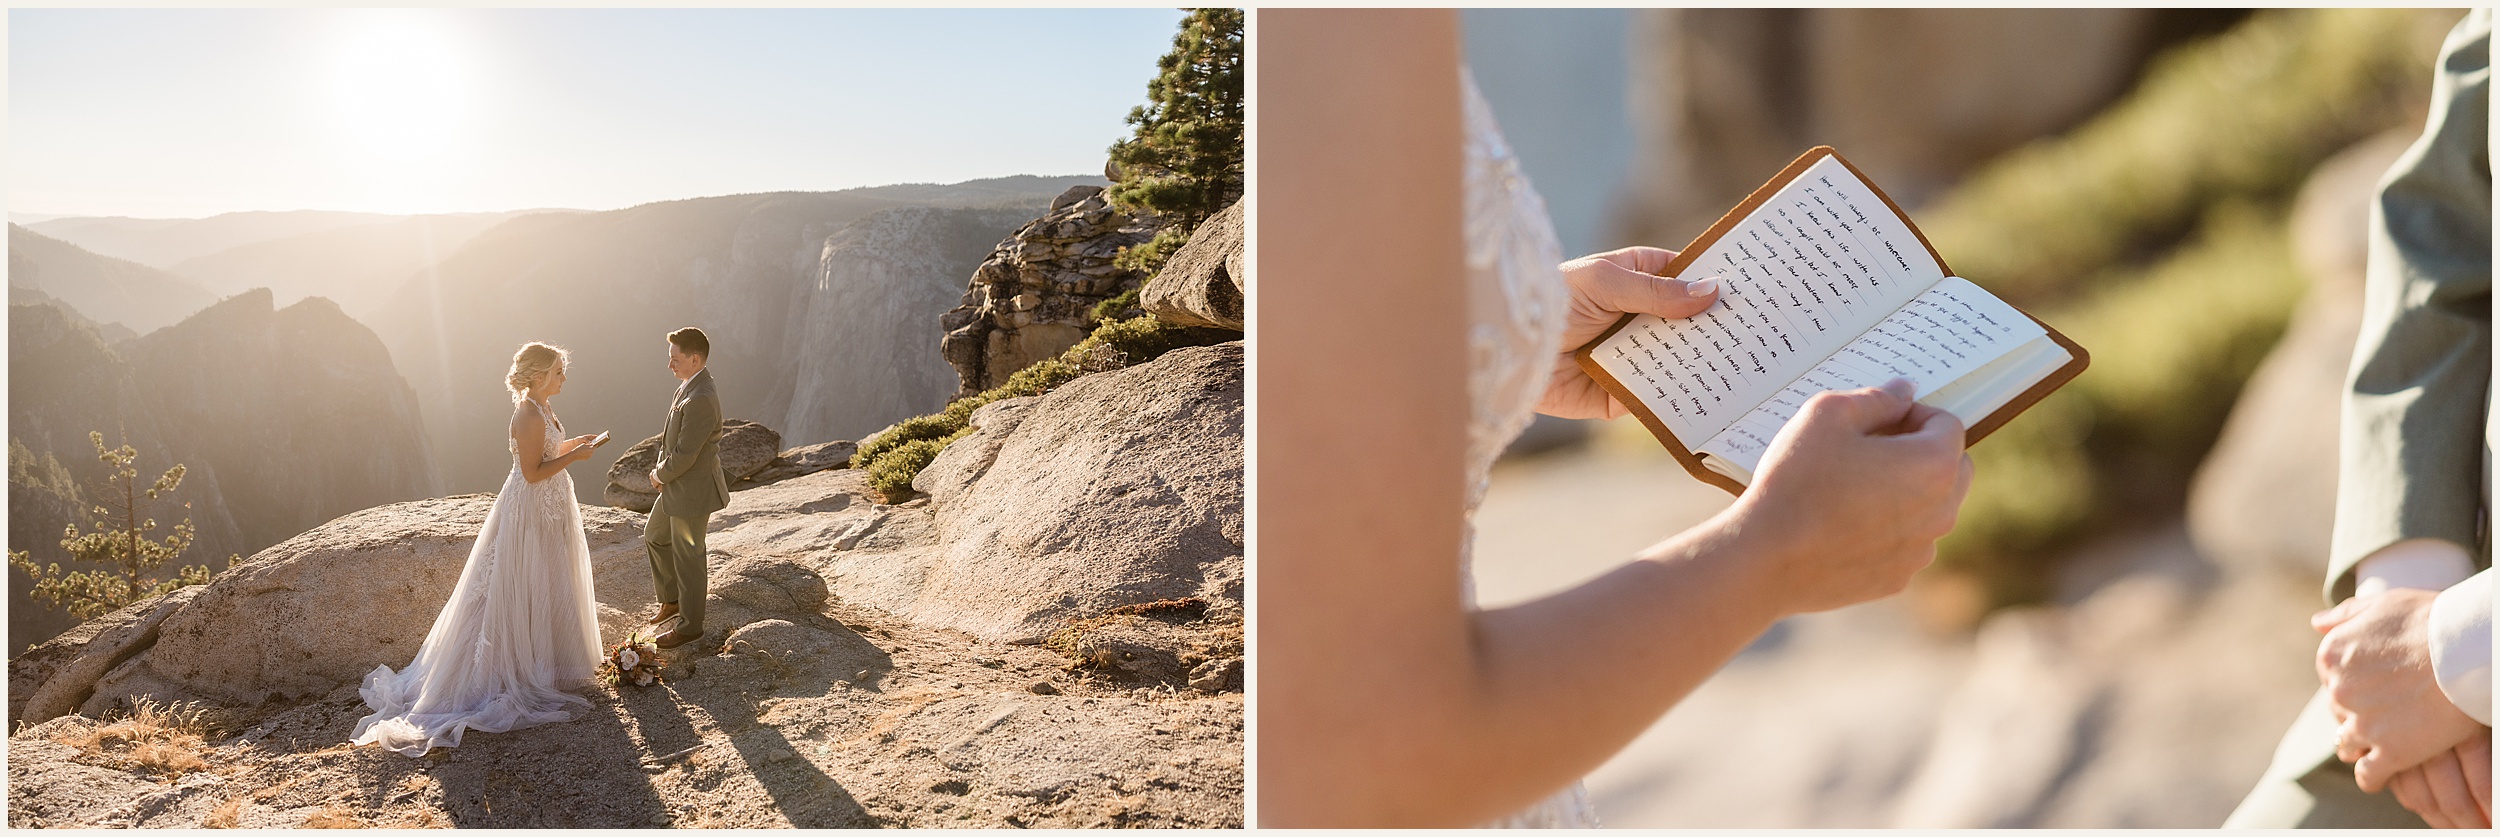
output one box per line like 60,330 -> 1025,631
1258,11 -> 1972,826
511,403 -> 594,484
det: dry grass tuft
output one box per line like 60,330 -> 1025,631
302,806 -> 365,828
202,797 -> 244,828
379,808 -> 447,829
54,698 -> 217,778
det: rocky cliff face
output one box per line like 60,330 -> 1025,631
6,291 -> 439,656
940,186 -> 1156,398
121,290 -> 441,554
7,340 -> 1246,826
764,206 -> 1038,445
367,178 -> 1089,498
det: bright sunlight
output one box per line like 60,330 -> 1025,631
327,11 -> 472,164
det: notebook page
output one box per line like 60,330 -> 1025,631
1588,154 -> 1946,445
1695,277 -> 2048,473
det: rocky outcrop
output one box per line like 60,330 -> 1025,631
940,186 -> 1157,398
900,341 -> 1244,641
1140,200 -> 1246,331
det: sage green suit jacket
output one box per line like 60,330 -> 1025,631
655,367 -> 729,519
2229,9 -> 2491,828
2327,8 -> 2494,601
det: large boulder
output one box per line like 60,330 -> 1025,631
604,418 -> 782,508
1141,200 -> 1246,331
735,439 -> 859,489
2185,131 -> 2411,581
66,497 -> 655,712
886,341 -> 1245,642
19,488 -> 851,718
7,586 -> 204,728
939,186 -> 1157,398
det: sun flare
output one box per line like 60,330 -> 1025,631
328,12 -> 471,163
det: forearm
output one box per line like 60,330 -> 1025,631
1458,519 -> 1784,814
1285,516 -> 1785,827
520,447 -> 581,484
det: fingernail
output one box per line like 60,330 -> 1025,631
1881,377 -> 1915,397
1685,276 -> 1721,297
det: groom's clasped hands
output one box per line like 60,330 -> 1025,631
2313,588 -> 2493,827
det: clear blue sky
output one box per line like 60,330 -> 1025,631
10,8 -> 1185,218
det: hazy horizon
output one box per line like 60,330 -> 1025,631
11,8 -> 1182,219
6,173 -> 1097,225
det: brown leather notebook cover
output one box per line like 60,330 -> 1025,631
1570,146 -> 2090,496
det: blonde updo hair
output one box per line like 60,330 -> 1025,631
506,342 -> 569,403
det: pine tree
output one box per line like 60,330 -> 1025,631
8,431 -> 234,620
1105,8 -> 1245,274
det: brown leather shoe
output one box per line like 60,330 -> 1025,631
655,627 -> 704,650
645,602 -> 679,626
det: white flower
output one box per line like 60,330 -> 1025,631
618,648 -> 641,669
632,671 -> 655,687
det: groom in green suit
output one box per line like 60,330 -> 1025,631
646,326 -> 729,650
2226,9 -> 2492,828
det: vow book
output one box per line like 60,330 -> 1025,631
1573,147 -> 2088,495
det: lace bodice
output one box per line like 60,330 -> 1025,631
1460,70 -> 1571,518
1458,69 -> 1598,828
506,401 -> 574,521
507,400 -> 565,458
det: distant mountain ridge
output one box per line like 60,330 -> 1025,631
29,210 -> 415,267
168,212 -> 557,315
7,224 -> 219,333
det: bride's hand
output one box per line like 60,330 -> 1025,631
1711,379 -> 1971,616
1538,246 -> 1722,420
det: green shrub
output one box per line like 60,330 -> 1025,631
851,413 -> 963,469
1924,8 -> 2445,308
1090,287 -> 1144,324
1941,204 -> 2304,607
863,429 -> 972,504
1112,226 -> 1195,275
851,314 -> 1238,502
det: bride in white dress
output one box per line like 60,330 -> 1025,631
352,342 -> 611,757
1260,11 -> 1976,826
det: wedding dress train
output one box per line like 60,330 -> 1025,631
1458,69 -> 1602,828
351,404 -> 604,756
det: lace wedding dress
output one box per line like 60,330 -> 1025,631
1459,69 -> 1601,829
351,401 -> 604,756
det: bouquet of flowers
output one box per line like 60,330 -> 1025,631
601,629 -> 664,688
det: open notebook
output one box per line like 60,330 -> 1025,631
1572,147 -> 2088,495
